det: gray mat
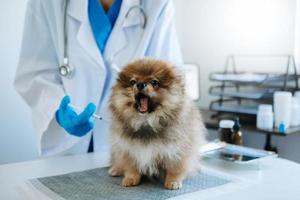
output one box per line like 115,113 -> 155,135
30,167 -> 231,200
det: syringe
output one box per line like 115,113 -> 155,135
69,103 -> 103,120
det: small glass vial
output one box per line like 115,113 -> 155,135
219,120 -> 234,143
232,118 -> 243,145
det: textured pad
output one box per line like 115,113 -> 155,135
30,167 -> 231,200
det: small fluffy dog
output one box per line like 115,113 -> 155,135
108,59 -> 206,190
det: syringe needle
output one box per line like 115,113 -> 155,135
69,103 -> 103,120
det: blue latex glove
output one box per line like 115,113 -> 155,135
55,96 -> 96,137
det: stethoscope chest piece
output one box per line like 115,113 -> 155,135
59,65 -> 72,77
59,58 -> 74,78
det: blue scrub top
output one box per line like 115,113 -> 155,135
88,0 -> 122,53
88,0 -> 122,107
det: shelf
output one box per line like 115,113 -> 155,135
257,126 -> 300,135
201,109 -> 300,136
210,101 -> 258,115
207,55 -> 300,153
210,86 -> 274,100
208,55 -> 299,120
210,72 -> 299,86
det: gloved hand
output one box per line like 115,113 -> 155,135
55,96 -> 96,137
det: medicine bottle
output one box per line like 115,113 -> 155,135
232,118 -> 243,145
257,104 -> 273,130
219,120 -> 234,143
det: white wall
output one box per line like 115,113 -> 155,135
174,0 -> 300,163
174,0 -> 297,107
0,0 -> 38,164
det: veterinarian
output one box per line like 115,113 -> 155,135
14,0 -> 182,156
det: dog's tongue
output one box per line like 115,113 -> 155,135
139,97 -> 148,112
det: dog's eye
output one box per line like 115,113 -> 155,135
130,80 -> 136,86
150,80 -> 159,87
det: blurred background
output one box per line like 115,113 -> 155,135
0,0 -> 300,164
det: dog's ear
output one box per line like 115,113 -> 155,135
117,70 -> 131,87
155,65 -> 182,88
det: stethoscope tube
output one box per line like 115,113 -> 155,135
59,0 -> 147,78
125,4 -> 147,29
59,0 -> 73,78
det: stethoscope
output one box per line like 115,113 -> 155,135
59,0 -> 147,78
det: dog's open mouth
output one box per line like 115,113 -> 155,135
135,93 -> 150,113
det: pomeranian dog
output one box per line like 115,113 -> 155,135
108,59 -> 206,190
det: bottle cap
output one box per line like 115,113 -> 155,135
279,122 -> 286,133
219,120 -> 234,129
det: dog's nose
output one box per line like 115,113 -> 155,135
136,82 -> 146,91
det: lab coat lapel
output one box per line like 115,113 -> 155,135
68,0 -> 106,70
104,0 -> 141,60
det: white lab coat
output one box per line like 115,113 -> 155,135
14,0 -> 183,157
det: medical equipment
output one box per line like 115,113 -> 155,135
290,97 -> 300,127
203,141 -> 277,164
124,3 -> 147,29
59,0 -> 147,78
274,91 -> 292,128
256,104 -> 273,130
69,104 -> 110,124
219,120 -> 234,144
232,118 -> 243,145
69,104 -> 103,120
59,0 -> 72,78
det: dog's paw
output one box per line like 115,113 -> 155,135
108,167 -> 122,177
121,176 -> 140,187
164,181 -> 183,190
